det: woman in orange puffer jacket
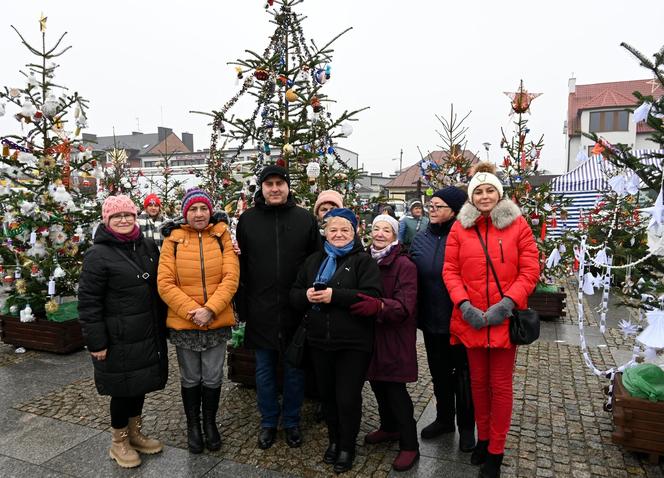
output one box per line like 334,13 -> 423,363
443,163 -> 539,478
158,188 -> 239,455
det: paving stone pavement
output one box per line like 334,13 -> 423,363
2,280 -> 664,477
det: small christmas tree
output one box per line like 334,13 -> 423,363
193,0 -> 365,214
578,43 -> 664,310
499,80 -> 571,283
0,17 -> 96,319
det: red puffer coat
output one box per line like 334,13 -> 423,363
443,199 -> 539,349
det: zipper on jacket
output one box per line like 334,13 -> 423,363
275,211 -> 282,345
484,222 -> 491,347
499,239 -> 504,263
198,232 -> 208,303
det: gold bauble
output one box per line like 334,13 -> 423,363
285,89 -> 298,102
45,299 -> 59,314
15,279 -> 27,294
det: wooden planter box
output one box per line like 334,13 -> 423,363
528,287 -> 566,320
612,372 -> 664,464
227,344 -> 318,398
0,315 -> 84,354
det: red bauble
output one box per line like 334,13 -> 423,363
254,69 -> 269,81
276,158 -> 286,167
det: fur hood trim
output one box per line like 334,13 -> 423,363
457,198 -> 522,230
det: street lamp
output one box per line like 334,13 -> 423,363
482,142 -> 491,161
391,148 -> 403,173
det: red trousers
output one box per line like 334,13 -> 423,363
466,346 -> 517,454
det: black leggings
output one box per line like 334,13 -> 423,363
370,381 -> 419,451
309,347 -> 372,451
110,395 -> 145,429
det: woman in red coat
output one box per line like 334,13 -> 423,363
443,163 -> 539,478
353,214 -> 419,472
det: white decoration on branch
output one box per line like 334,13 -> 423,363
636,310 -> 664,349
633,102 -> 651,123
618,319 -> 639,337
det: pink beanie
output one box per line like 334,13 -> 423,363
314,190 -> 344,216
102,195 -> 138,226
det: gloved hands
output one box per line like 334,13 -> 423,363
350,293 -> 383,317
484,297 -> 514,325
459,301 -> 486,330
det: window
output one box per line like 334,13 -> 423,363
589,110 -> 629,132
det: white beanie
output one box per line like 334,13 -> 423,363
467,171 -> 504,199
372,214 -> 399,237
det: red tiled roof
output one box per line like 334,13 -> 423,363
385,150 -> 479,189
568,79 -> 659,136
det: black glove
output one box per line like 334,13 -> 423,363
485,297 -> 514,326
459,301 -> 486,330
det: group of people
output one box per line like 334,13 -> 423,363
78,161 -> 539,478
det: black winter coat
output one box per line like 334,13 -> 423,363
236,193 -> 321,351
409,220 -> 456,334
290,242 -> 382,352
78,225 -> 168,397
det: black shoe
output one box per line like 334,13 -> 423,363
285,426 -> 303,448
459,428 -> 476,452
257,427 -> 277,450
420,419 -> 454,439
181,386 -> 204,454
479,452 -> 503,478
333,450 -> 355,474
201,386 -> 222,451
323,442 -> 338,464
471,440 -> 489,465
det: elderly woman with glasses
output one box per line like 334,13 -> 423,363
409,187 -> 477,453
79,195 -> 168,469
290,208 -> 382,474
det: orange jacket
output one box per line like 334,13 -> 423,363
157,221 -> 239,331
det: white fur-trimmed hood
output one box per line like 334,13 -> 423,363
457,198 -> 522,230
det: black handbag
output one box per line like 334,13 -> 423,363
474,227 -> 540,345
284,317 -> 307,369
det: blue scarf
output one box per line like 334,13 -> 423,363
315,241 -> 355,285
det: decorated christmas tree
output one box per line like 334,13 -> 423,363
193,0 -> 365,215
144,150 -> 186,218
0,17 -> 97,319
499,80 -> 571,282
419,104 -> 475,193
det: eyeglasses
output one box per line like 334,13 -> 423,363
109,213 -> 135,222
427,204 -> 451,211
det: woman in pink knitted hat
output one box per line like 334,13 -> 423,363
78,194 -> 168,468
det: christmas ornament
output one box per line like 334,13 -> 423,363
282,143 -> 294,155
340,122 -> 353,138
285,89 -> 298,102
15,279 -> 27,294
30,264 -> 39,277
42,94 -> 58,117
8,304 -> 18,315
21,99 -> 37,118
254,69 -> 269,81
310,96 -> 322,112
45,299 -> 59,314
504,80 -> 541,115
637,310 -> 664,349
53,265 -> 66,278
19,304 -> 35,323
633,102 -> 651,123
9,88 -> 20,98
306,161 -> 320,184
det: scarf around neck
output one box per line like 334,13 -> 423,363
315,240 -> 355,284
370,240 -> 399,264
108,224 -> 141,243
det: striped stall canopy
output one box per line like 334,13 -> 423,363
548,149 -> 663,237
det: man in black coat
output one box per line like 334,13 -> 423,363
236,165 -> 320,450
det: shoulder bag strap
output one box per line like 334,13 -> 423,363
109,245 -> 151,281
474,226 -> 504,298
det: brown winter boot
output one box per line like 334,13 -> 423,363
110,427 -> 141,468
128,416 -> 164,454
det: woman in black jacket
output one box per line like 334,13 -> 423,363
290,208 -> 382,474
78,195 -> 168,469
409,186 -> 476,452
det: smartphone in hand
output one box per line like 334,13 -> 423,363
313,282 -> 328,291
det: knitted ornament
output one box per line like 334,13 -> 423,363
314,189 -> 344,216
467,162 -> 504,199
182,188 -> 213,217
143,193 -> 161,209
102,195 -> 138,226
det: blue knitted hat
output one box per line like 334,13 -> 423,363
323,207 -> 358,230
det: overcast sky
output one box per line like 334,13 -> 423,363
2,1 -> 663,174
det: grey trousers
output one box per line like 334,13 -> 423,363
176,342 -> 227,388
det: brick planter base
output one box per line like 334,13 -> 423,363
0,315 -> 84,354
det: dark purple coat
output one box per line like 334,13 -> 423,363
366,245 -> 418,383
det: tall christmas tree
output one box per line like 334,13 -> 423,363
0,17 -> 97,319
419,104 -> 475,193
193,0 -> 365,214
577,43 -> 664,310
499,81 -> 571,282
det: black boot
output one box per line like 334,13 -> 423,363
181,385 -> 204,454
323,442 -> 338,464
456,366 -> 476,452
459,428 -> 476,453
420,419 -> 454,439
333,448 -> 355,474
201,386 -> 222,451
471,440 -> 489,465
479,452 -> 503,478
